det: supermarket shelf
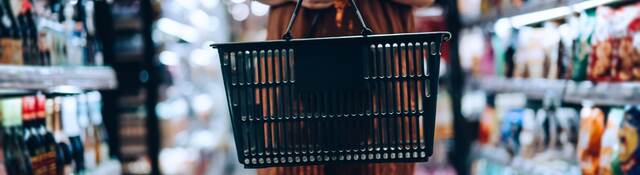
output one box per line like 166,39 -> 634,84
474,145 -> 580,175
461,0 -> 634,27
0,65 -> 117,91
461,0 -> 574,27
472,76 -> 640,106
87,159 -> 122,175
0,89 -> 36,97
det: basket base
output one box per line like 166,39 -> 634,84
242,153 -> 430,168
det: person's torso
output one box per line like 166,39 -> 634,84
266,0 -> 415,40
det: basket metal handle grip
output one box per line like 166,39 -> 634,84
282,0 -> 374,40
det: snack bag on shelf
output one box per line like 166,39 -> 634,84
577,105 -> 605,175
625,12 -> 640,81
556,108 -> 579,160
501,108 -> 524,156
515,27 -> 546,78
459,28 -> 486,76
542,22 -> 562,80
519,109 -> 542,158
540,108 -> 557,151
491,34 -> 507,77
599,108 -> 624,175
591,4 -> 640,82
504,35 -> 517,78
481,33 -> 496,76
619,106 -> 640,174
559,17 -> 579,80
572,10 -> 596,81
478,106 -> 499,145
589,7 -> 615,82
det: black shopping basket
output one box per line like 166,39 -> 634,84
211,0 -> 450,168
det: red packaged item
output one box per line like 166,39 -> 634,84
591,4 -> 640,82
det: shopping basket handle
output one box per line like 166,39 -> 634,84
282,0 -> 374,40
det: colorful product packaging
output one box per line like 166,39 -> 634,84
619,106 -> 640,174
572,9 -> 596,81
599,108 -> 624,175
590,3 -> 640,81
577,106 -> 605,175
501,108 -> 525,155
519,109 -> 540,158
556,108 -> 579,160
479,106 -> 498,145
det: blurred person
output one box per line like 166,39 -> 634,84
255,0 -> 433,174
260,0 -> 432,39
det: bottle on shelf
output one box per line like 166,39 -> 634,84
62,96 -> 85,173
0,98 -> 6,175
83,0 -> 102,66
0,0 -> 104,66
77,93 -> 98,170
53,96 -> 73,175
3,98 -> 32,174
63,0 -> 83,66
1,0 -> 24,64
23,95 -> 46,175
18,0 -> 41,65
0,0 -> 11,64
36,94 -> 57,175
88,91 -> 108,165
1,92 -> 111,174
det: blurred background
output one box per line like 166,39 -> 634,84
1,0 -> 640,174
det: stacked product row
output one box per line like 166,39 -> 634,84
0,0 -> 102,65
461,1 -> 640,82
457,0 -> 567,22
475,93 -> 640,175
0,92 -> 110,175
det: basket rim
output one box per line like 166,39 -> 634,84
210,31 -> 451,49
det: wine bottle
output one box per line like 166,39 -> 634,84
24,96 -> 45,175
84,0 -> 102,65
23,0 -> 40,65
18,0 -> 39,65
0,99 -> 10,175
4,98 -> 32,174
53,96 -> 73,175
88,91 -> 108,164
37,94 -> 57,175
2,98 -> 16,175
34,0 -> 52,66
2,0 -> 23,64
62,0 -> 80,65
73,0 -> 89,66
0,0 -> 11,64
77,93 -> 97,169
62,96 -> 84,173
45,96 -> 63,175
